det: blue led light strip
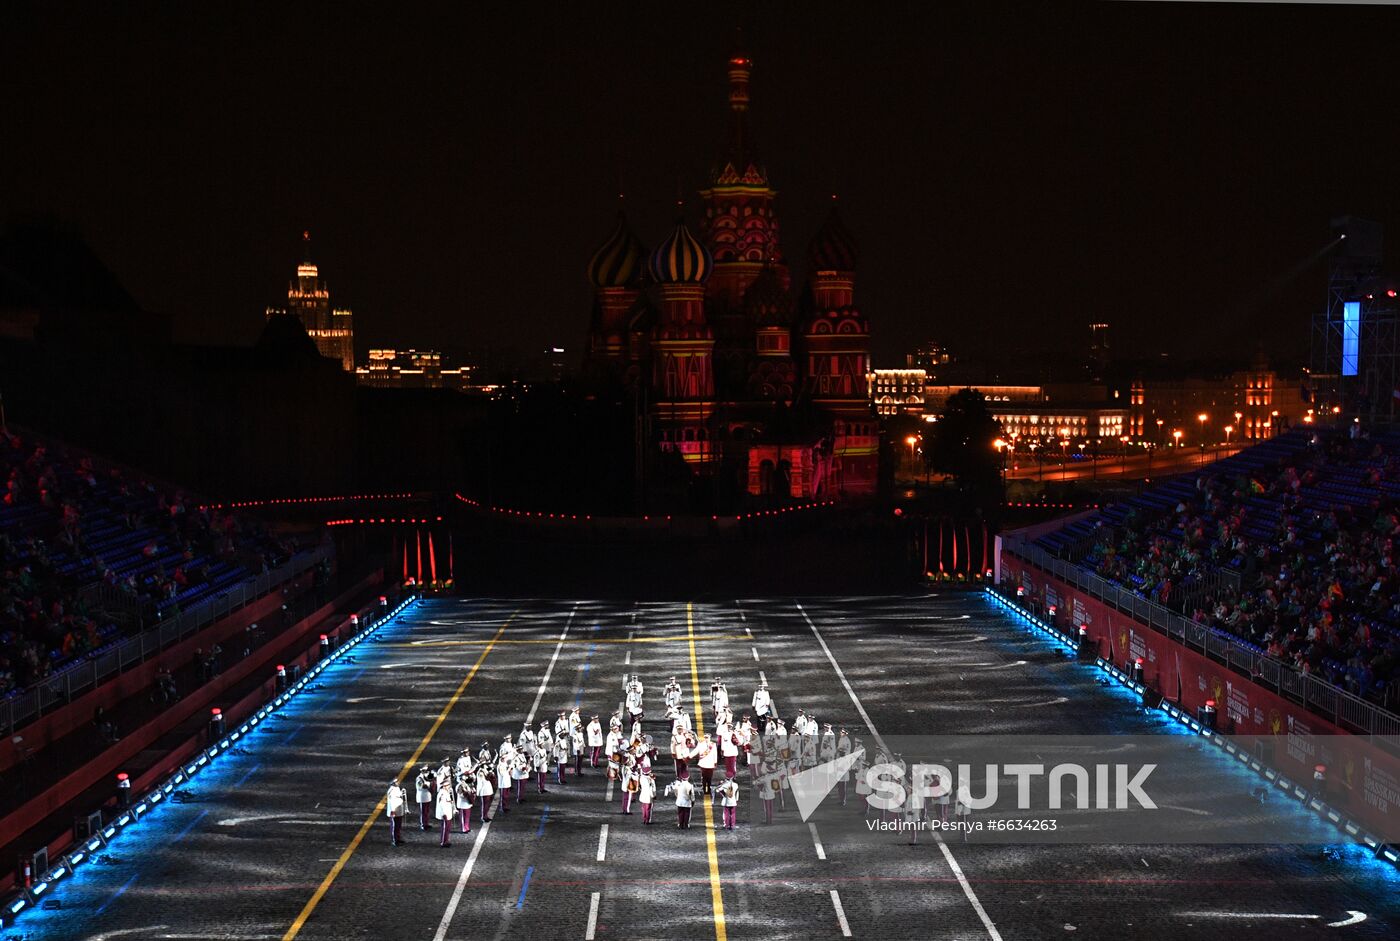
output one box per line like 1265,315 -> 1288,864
0,594 -> 420,929
982,586 -> 1398,869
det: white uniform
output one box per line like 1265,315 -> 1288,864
625,678 -> 644,719
666,779 -> 695,807
435,784 -> 455,821
711,682 -> 728,714
586,718 -> 604,749
638,773 -> 657,805
751,686 -> 772,719
569,710 -> 584,754
386,783 -> 407,818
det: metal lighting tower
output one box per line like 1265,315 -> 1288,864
1312,216 -> 1397,421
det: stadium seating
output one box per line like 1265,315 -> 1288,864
1035,427 -> 1400,704
0,430 -> 296,696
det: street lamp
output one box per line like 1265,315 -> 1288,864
1196,413 -> 1208,466
1155,418 -> 1164,445
1172,429 -> 1182,448
994,438 -> 1007,485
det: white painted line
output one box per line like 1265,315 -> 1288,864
796,601 -> 1001,941
596,823 -> 609,862
624,649 -> 631,666
431,822 -> 491,941
435,603 -> 575,941
1180,912 -> 1321,920
751,647 -> 760,662
758,670 -> 767,685
525,604 -> 579,726
830,889 -> 852,937
808,821 -> 826,860
585,891 -> 601,939
745,627 -> 753,638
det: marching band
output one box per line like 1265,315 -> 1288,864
384,672 -> 875,846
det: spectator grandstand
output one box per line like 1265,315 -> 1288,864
1034,426 -> 1400,705
1,428 -> 301,698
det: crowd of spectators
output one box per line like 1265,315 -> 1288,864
1081,428 -> 1400,704
1,429 -> 297,697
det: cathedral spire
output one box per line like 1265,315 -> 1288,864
725,30 -> 754,172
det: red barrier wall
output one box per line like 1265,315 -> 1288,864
0,571 -> 383,857
0,570 -> 316,773
1001,550 -> 1400,840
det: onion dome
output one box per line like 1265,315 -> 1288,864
587,212 -> 646,288
744,264 -> 793,326
808,205 -> 858,272
648,219 -> 713,284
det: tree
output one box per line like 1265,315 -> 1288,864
925,388 -> 1004,511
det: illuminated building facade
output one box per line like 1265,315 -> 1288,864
907,342 -> 953,372
583,45 -> 877,499
920,383 -> 1126,441
868,368 -> 926,416
266,231 -> 354,371
355,349 -> 477,390
1126,361 -> 1307,443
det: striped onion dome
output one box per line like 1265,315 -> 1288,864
586,212 -> 646,288
648,219 -> 713,284
808,205 -> 858,272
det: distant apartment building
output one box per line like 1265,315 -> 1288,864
356,348 -> 478,390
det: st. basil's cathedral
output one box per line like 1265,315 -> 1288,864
583,46 -> 877,500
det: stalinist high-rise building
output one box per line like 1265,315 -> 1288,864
266,231 -> 354,371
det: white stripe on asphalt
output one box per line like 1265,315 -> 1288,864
751,647 -> 760,662
431,822 -> 491,941
796,601 -> 1002,941
585,891 -> 601,939
596,823 -> 609,862
809,821 -> 826,860
434,603 -> 576,941
526,604 -> 579,726
830,889 -> 852,937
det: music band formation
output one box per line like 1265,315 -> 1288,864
379,674 -> 892,846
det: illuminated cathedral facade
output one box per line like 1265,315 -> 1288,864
584,48 -> 877,500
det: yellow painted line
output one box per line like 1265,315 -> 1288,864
688,602 -> 728,941
282,613 -> 514,941
392,634 -> 749,648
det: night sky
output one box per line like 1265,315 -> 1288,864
3,1 -> 1397,368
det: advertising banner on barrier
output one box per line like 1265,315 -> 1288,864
998,550 -> 1400,841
